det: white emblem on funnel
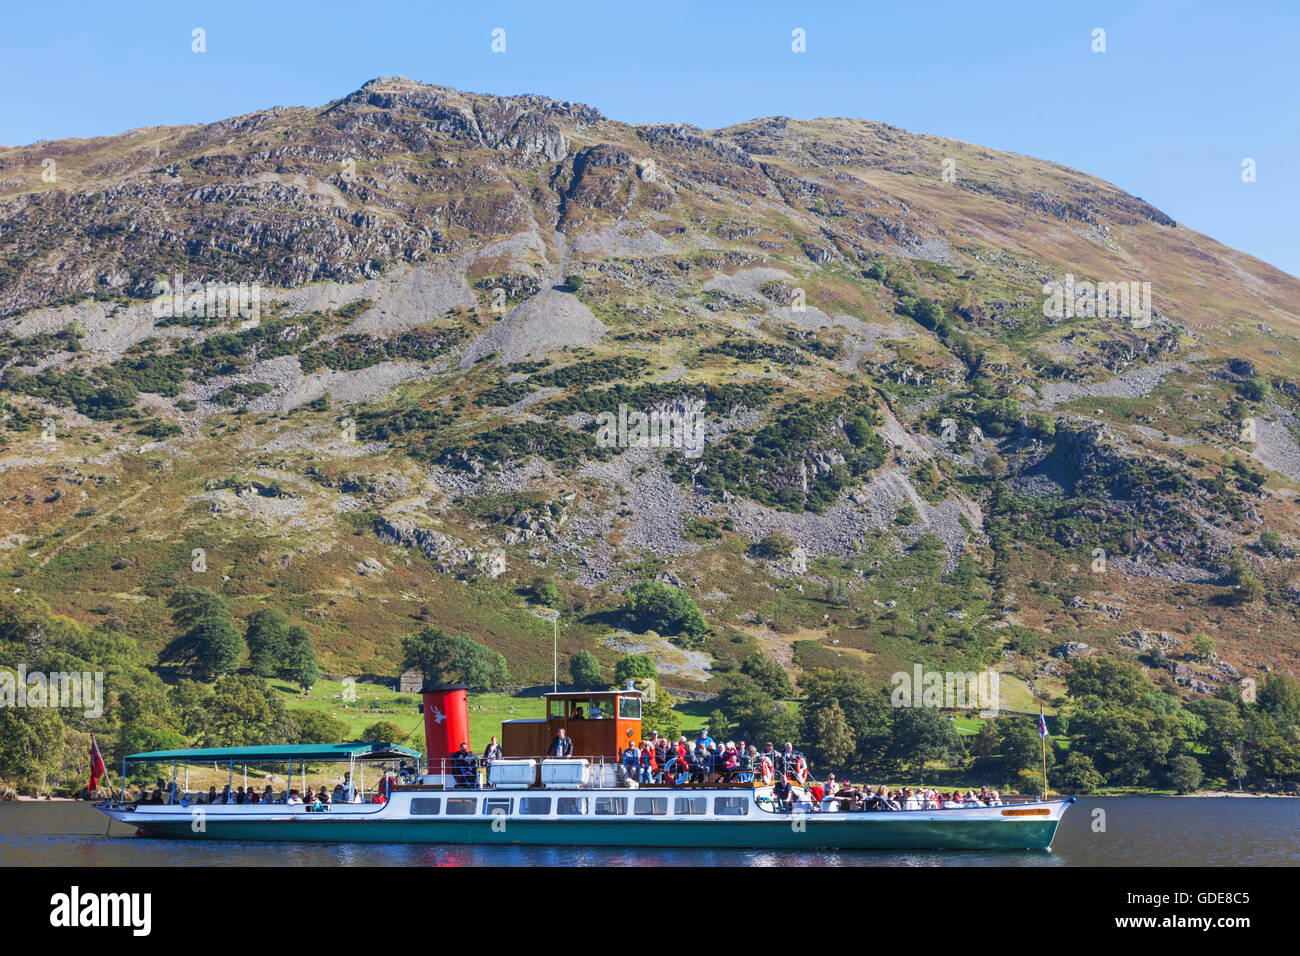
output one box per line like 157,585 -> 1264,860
432,706 -> 446,724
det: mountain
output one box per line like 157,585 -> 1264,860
1,76 -> 1298,705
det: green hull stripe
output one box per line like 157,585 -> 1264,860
133,818 -> 1061,850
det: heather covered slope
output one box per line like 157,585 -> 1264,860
1,75 -> 1298,713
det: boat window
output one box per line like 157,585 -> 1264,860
557,798 -> 587,816
410,798 -> 441,815
714,797 -> 749,816
445,798 -> 478,815
618,696 -> 642,720
674,797 -> 707,815
518,797 -> 552,816
549,699 -> 567,719
594,797 -> 627,816
484,798 -> 511,817
634,797 -> 668,816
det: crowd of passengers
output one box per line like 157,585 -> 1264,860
454,728 -> 1005,811
130,771 -> 377,808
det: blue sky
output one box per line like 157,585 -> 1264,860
3,1 -> 1296,275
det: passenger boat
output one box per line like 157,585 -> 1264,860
95,684 -> 1074,851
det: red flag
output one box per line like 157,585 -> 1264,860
88,735 -> 106,793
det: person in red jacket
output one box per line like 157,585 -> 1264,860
639,740 -> 658,784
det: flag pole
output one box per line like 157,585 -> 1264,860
1039,705 -> 1048,798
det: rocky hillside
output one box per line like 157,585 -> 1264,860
2,76 -> 1298,702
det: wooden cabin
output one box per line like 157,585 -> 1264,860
501,689 -> 643,759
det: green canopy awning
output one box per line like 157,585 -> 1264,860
124,742 -> 422,763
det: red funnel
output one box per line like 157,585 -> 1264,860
421,684 -> 469,773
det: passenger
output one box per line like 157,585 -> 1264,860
989,790 -> 1003,807
690,742 -> 708,785
207,786 -> 218,805
824,773 -> 837,797
621,743 -> 640,777
287,789 -> 303,805
638,741 -> 657,784
482,735 -> 503,784
903,788 -> 921,810
942,790 -> 963,809
878,787 -> 900,811
304,786 -> 315,805
719,742 -> 738,783
590,702 -> 604,718
235,786 -> 246,805
451,744 -> 476,788
736,745 -> 756,783
333,784 -> 345,803
834,780 -> 862,811
150,788 -> 165,805
263,785 -> 275,804
653,735 -> 669,770
220,784 -> 233,805
343,770 -> 363,802
760,742 -> 781,780
963,790 -> 981,807
571,706 -> 585,719
318,787 -> 330,805
772,775 -> 796,812
697,728 -> 714,751
249,790 -> 261,805
547,728 -> 574,757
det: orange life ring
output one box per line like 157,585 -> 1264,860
760,756 -> 773,785
794,756 -> 808,784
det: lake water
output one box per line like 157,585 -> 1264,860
2,796 -> 1297,866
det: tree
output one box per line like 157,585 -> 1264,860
168,679 -> 214,738
450,634 -> 508,690
167,586 -> 230,631
1227,552 -> 1265,604
292,709 -> 348,744
740,653 -> 794,699
807,700 -> 855,771
532,577 -> 561,609
622,581 -> 708,639
753,531 -> 796,560
400,627 -> 506,689
245,608 -> 290,678
569,650 -> 601,689
280,626 -> 318,692
206,675 -> 292,746
800,669 -> 895,773
1166,754 -> 1203,794
640,687 -> 681,743
189,615 -> 244,681
716,675 -> 799,747
1055,751 -> 1103,793
997,718 -> 1046,779
1259,529 -> 1285,556
1259,674 -> 1300,729
614,653 -> 658,685
1190,633 -> 1215,660
362,721 -> 405,744
705,708 -> 730,743
0,705 -> 65,789
983,453 -> 1008,478
887,708 -> 961,779
402,627 -> 455,683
